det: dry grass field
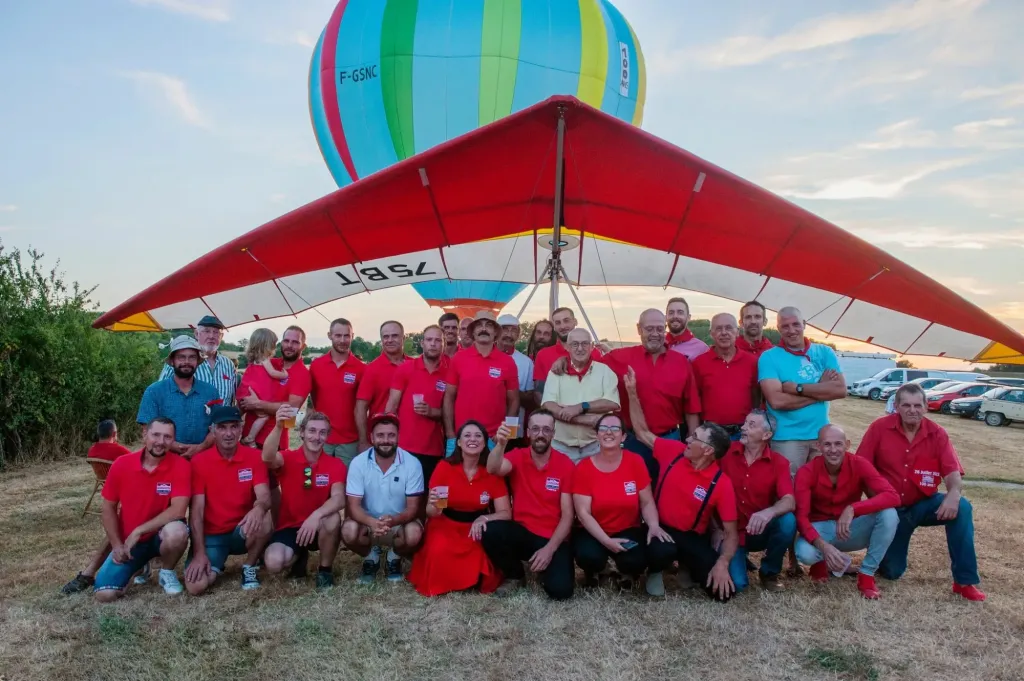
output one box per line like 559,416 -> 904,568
2,399 -> 1023,681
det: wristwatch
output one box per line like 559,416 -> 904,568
581,401 -> 591,414
796,385 -> 804,395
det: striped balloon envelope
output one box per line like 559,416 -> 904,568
308,0 -> 646,316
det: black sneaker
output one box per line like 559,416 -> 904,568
289,549 -> 309,579
241,564 -> 260,591
316,570 -> 334,589
385,556 -> 404,583
359,557 -> 380,585
60,572 -> 93,595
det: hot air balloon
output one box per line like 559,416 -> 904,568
308,0 -> 647,316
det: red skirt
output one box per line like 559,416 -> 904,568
408,515 -> 502,597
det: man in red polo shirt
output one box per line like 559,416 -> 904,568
856,382 -> 985,601
601,309 -> 701,482
443,311 -> 519,453
625,375 -> 737,601
386,325 -> 448,484
482,409 -> 576,600
238,325 -> 312,451
439,312 -> 460,359
356,320 -> 409,452
261,408 -> 346,589
93,417 -> 191,602
532,307 -> 602,402
794,424 -> 899,599
184,407 -> 272,595
309,318 -> 365,466
692,313 -> 760,440
718,409 -> 795,592
736,300 -> 776,357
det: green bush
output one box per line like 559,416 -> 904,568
0,242 -> 161,467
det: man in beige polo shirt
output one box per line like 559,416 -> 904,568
540,329 -> 620,463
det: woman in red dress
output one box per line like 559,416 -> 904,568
408,420 -> 511,597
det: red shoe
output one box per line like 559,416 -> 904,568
953,583 -> 986,601
809,561 -> 829,583
857,573 -> 881,600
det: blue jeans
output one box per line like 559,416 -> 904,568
185,526 -> 247,573
795,509 -> 898,576
625,428 -> 681,483
94,535 -> 163,592
729,512 -> 797,591
878,494 -> 979,585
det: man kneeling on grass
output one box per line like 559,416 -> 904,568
342,413 -> 425,584
794,424 -> 899,599
93,417 -> 191,602
261,407 -> 346,589
482,409 -> 576,600
185,407 -> 273,594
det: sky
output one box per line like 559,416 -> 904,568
1,0 -> 1022,364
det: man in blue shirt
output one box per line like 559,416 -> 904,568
758,307 -> 847,476
138,335 -> 219,458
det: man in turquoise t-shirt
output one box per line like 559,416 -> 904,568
758,307 -> 846,476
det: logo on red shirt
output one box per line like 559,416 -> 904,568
343,372 -> 357,384
624,481 -> 637,495
156,482 -> 172,496
238,468 -> 253,482
545,477 -> 561,492
435,380 -> 446,392
315,473 -> 330,487
914,468 -> 940,489
693,485 -> 708,501
480,491 -> 491,504
488,367 -> 502,379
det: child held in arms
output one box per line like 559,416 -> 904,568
238,328 -> 288,446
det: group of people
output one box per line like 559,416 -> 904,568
61,300 -> 986,604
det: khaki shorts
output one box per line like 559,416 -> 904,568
323,441 -> 361,467
772,439 -> 821,477
367,520 -> 423,547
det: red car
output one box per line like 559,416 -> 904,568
925,382 -> 993,414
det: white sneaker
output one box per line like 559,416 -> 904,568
646,571 -> 666,597
158,569 -> 183,595
132,562 -> 151,585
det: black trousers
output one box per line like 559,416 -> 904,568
573,526 -> 648,577
648,525 -> 732,602
481,520 -> 574,600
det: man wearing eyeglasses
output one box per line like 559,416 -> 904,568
260,408 -> 346,589
540,329 -> 620,463
482,409 -> 576,600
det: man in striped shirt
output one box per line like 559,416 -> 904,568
159,315 -> 236,406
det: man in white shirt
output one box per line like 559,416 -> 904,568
498,314 -> 535,446
341,414 -> 425,584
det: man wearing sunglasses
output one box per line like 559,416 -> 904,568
482,409 -> 576,600
260,408 -> 346,589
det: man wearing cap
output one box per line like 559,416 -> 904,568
237,325 -> 312,451
138,335 -> 219,458
159,315 -> 237,406
386,325 -> 448,485
184,406 -> 273,595
443,311 -> 520,453
343,413 -> 425,584
261,407 -> 346,589
93,417 -> 191,602
541,328 -> 620,463
497,314 -> 535,446
309,318 -> 365,467
533,307 -> 602,403
356,320 -> 409,452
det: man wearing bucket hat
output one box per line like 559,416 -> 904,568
158,315 -> 237,406
138,335 -> 220,458
443,311 -> 520,455
497,314 -> 535,448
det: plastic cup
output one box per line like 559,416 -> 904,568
832,551 -> 852,578
282,407 -> 298,430
434,486 -> 449,509
412,394 -> 425,406
504,416 -> 520,439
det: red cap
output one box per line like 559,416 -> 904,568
368,412 -> 400,432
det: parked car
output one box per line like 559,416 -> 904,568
949,387 -> 1006,419
879,377 -> 956,400
979,388 -> 1024,426
978,377 -> 1024,388
925,382 -> 994,414
849,369 -> 956,401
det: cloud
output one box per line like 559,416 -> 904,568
120,71 -> 210,128
843,222 -> 1024,250
941,277 -> 998,296
265,30 -> 318,49
686,0 -> 986,68
269,193 -> 287,203
0,204 -> 16,212
771,158 -> 972,200
940,174 -> 1024,215
960,81 -> 1024,108
129,0 -> 230,22
856,119 -> 940,150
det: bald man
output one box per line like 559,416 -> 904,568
758,307 -> 846,476
691,313 -> 760,440
794,424 -> 899,599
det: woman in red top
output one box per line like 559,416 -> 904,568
408,420 -> 511,596
572,413 -> 671,589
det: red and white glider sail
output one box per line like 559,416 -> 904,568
94,96 -> 1024,362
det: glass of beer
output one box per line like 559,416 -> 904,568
504,416 -> 520,439
282,406 -> 298,430
434,486 -> 449,509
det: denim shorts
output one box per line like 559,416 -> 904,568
94,534 -> 164,592
185,526 -> 247,573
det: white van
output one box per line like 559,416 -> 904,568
848,368 -> 970,401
